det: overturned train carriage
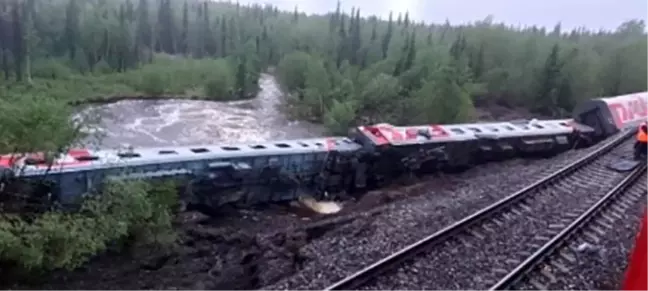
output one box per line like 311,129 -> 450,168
573,91 -> 648,139
352,119 -> 591,183
0,138 -> 364,213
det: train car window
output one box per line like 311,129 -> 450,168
417,129 -> 432,139
190,148 -> 209,153
468,127 -> 482,133
504,125 -> 515,131
297,142 -> 309,147
158,150 -> 178,154
315,142 -> 323,146
275,143 -> 291,148
450,128 -> 465,134
250,145 -> 265,149
24,157 -> 46,165
485,126 -> 499,132
118,152 -> 141,158
75,155 -> 101,161
532,124 -> 544,129
559,122 -> 568,127
221,146 -> 240,151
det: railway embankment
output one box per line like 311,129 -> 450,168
13,133 -> 630,290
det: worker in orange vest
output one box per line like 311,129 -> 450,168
634,121 -> 647,160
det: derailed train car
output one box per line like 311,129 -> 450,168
573,91 -> 647,139
0,91 -> 646,214
352,119 -> 587,185
0,137 -> 363,212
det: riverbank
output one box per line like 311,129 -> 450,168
68,93 -> 253,106
0,55 -> 257,105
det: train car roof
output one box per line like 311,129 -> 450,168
357,119 -> 574,146
2,136 -> 361,175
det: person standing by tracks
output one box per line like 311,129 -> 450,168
634,121 -> 647,160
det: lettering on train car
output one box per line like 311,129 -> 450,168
608,95 -> 648,128
404,125 -> 449,140
377,124 -> 404,141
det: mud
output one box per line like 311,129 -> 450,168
0,174 -> 444,290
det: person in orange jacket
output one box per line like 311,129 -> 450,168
634,121 -> 647,160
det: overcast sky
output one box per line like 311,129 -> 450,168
234,0 -> 647,31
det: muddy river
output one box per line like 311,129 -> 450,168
76,73 -> 326,148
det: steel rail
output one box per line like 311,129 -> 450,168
324,130 -> 634,291
488,163 -> 647,290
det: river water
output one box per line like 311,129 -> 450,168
77,74 -> 326,149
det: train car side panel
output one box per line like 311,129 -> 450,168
573,92 -> 648,139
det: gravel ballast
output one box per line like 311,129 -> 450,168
516,172 -> 647,291
263,136 -> 630,290
354,138 -> 634,290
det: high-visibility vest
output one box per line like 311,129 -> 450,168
637,122 -> 647,143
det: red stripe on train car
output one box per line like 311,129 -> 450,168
375,124 -> 404,142
429,124 -> 450,137
405,128 -> 418,140
37,148 -> 93,168
0,149 -> 93,169
68,148 -> 92,158
0,155 -> 16,168
325,138 -> 336,151
362,126 -> 390,146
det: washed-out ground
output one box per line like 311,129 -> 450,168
7,76 -> 642,290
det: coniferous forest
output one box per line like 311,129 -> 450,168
0,0 -> 646,133
0,0 -> 646,283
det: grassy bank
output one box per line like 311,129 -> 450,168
0,55 -> 258,104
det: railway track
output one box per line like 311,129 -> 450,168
323,131 -> 641,290
495,166 -> 647,290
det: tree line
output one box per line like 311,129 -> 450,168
0,0 -> 646,132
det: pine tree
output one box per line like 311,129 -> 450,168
23,0 -> 36,83
11,0 -> 23,81
135,0 -> 152,63
64,0 -> 79,60
235,56 -> 247,98
180,0 -> 188,55
534,43 -> 563,115
381,12 -> 393,59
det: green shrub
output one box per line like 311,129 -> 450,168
31,59 -> 73,80
0,179 -> 177,273
3,56 -> 251,101
138,71 -> 168,96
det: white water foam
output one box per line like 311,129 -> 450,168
73,74 -> 326,149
